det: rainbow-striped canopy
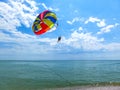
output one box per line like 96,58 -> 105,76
32,10 -> 58,35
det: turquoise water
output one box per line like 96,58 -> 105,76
0,60 -> 120,90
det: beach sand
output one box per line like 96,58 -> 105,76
44,86 -> 120,90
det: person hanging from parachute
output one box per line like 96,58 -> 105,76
32,10 -> 61,42
57,36 -> 61,42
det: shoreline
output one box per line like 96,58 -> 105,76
44,85 -> 120,90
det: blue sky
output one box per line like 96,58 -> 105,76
0,0 -> 120,60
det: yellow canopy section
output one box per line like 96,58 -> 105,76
43,19 -> 54,28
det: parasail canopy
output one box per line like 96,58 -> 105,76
32,10 -> 58,35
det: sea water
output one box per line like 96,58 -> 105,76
0,60 -> 120,90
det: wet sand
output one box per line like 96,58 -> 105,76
45,86 -> 120,90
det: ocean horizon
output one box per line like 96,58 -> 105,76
0,60 -> 120,90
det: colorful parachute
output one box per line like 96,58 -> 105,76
32,10 -> 58,35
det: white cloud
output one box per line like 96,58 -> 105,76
74,10 -> 79,13
85,17 -> 106,27
0,30 -> 58,56
115,23 -> 119,26
85,17 -> 100,24
62,31 -> 104,50
41,3 -> 59,12
41,3 -> 48,10
97,19 -> 106,27
66,21 -> 73,25
66,17 -> 84,25
97,24 -> 117,34
84,17 -> 119,35
61,30 -> 120,52
78,27 -> 83,31
0,0 -> 38,31
0,0 -> 38,36
103,43 -> 120,51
